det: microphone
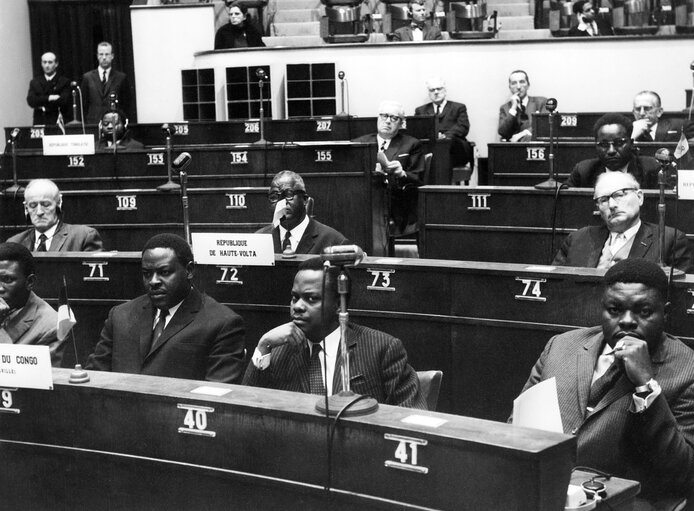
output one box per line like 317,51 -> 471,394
338,71 -> 345,80
546,98 -> 557,113
70,81 -> 79,90
173,152 -> 192,171
256,68 -> 267,80
321,245 -> 365,266
108,92 -> 118,109
161,123 -> 172,136
10,128 -> 20,141
655,147 -> 672,168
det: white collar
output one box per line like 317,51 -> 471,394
278,214 -> 310,253
34,223 -> 59,250
610,219 -> 641,242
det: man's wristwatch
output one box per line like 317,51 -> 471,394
634,378 -> 660,398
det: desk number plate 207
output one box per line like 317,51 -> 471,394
384,433 -> 428,474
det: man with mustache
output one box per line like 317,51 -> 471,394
514,258 -> 694,505
243,256 -> 425,408
565,113 -> 660,188
553,172 -> 691,272
86,233 -> 245,383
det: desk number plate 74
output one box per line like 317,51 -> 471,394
384,433 -> 428,474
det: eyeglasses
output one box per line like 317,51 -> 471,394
24,200 -> 56,211
594,188 -> 638,207
268,189 -> 305,203
596,137 -> 629,149
378,113 -> 403,123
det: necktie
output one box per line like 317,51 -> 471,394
308,343 -> 325,395
380,141 -> 387,152
282,231 -> 292,252
435,105 -> 441,117
150,308 -> 169,352
411,22 -> 424,30
587,360 -> 621,410
36,234 -> 47,252
596,234 -> 623,269
101,70 -> 107,92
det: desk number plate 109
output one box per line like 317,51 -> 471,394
384,433 -> 428,474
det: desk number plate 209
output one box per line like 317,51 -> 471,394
384,433 -> 428,474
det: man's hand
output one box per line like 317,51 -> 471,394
0,297 -> 11,323
509,94 -> 521,116
48,94 -> 60,102
612,335 -> 655,387
385,160 -> 406,178
510,129 -> 532,142
256,322 -> 306,355
631,118 -> 651,140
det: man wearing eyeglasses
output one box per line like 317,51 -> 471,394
631,91 -> 682,143
553,172 -> 691,271
256,171 -> 347,254
6,179 -> 103,252
565,113 -> 660,188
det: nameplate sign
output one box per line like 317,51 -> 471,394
42,134 -> 95,155
191,233 -> 275,266
0,344 -> 53,390
679,170 -> 694,201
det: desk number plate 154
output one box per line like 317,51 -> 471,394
384,433 -> 428,474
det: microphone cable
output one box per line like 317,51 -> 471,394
548,179 -> 564,263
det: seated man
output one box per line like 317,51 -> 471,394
86,234 -> 246,383
392,0 -> 442,41
7,179 -> 103,252
415,77 -> 473,168
0,242 -> 63,366
353,101 -> 424,240
96,108 -> 144,151
243,257 -> 425,408
567,0 -> 614,36
631,90 -> 682,143
565,113 -> 659,188
256,170 -> 348,254
514,258 -> 694,505
553,172 -> 691,272
498,70 -> 547,142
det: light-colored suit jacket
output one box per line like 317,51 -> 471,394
7,222 -> 104,252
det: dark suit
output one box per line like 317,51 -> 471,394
565,155 -> 660,189
26,74 -> 72,125
567,18 -> 614,36
86,288 -> 246,383
214,22 -> 265,49
243,323 -> 426,408
353,132 -> 424,232
552,222 -> 693,273
7,221 -> 104,252
392,22 -> 442,41
633,118 -> 684,143
498,95 -> 548,141
518,326 -> 694,501
0,291 -> 63,367
256,218 -> 348,254
96,131 -> 145,152
80,68 -> 133,124
415,100 -> 472,166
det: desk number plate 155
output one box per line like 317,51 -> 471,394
384,433 -> 428,474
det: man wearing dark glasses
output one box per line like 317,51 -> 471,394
565,113 -> 660,188
256,170 -> 347,255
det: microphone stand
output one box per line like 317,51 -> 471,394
67,89 -> 80,127
315,264 -> 378,417
657,162 -> 684,278
254,71 -> 268,145
180,170 -> 191,244
4,135 -> 24,195
157,126 -> 180,192
335,72 -> 348,117
535,99 -> 559,189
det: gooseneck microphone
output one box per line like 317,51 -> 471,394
67,81 -> 86,132
157,123 -> 180,192
4,128 -> 23,195
254,68 -> 268,145
535,98 -> 560,190
336,71 -> 348,117
10,128 -> 20,141
689,61 -> 694,121
173,152 -> 192,171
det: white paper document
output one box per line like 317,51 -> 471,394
512,377 -> 563,433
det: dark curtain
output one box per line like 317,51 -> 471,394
28,0 -> 137,122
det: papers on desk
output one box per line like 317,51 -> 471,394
512,377 -> 563,433
679,170 -> 694,200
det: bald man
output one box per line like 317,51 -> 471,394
631,91 -> 682,143
6,179 -> 103,252
26,52 -> 72,125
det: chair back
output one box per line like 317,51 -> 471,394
416,370 -> 442,411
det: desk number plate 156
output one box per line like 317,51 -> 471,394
384,433 -> 428,474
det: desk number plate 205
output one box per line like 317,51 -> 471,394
384,433 -> 428,474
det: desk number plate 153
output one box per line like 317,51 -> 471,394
384,433 -> 428,474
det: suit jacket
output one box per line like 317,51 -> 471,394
7,222 -> 104,252
392,22 -> 442,41
26,74 -> 72,125
214,21 -> 266,49
565,155 -> 660,188
498,95 -> 548,141
415,100 -> 472,165
86,289 -> 246,383
518,326 -> 694,500
567,18 -> 614,36
256,218 -> 348,254
0,291 -> 63,367
80,68 -> 132,124
633,117 -> 684,143
243,323 -> 426,408
552,221 -> 693,273
96,131 -> 145,152
353,131 -> 424,229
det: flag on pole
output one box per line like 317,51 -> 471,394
57,277 -> 76,341
674,130 -> 689,160
56,111 -> 66,135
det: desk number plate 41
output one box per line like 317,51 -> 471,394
384,433 -> 428,474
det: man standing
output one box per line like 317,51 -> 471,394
631,91 -> 682,143
565,113 -> 660,188
80,42 -> 133,124
7,179 -> 103,252
243,257 -> 425,408
392,0 -> 442,41
26,52 -> 72,126
353,100 -> 424,238
514,258 -> 694,505
96,109 -> 144,152
498,70 -> 548,142
256,171 -> 347,254
87,234 -> 246,383
553,172 -> 691,272
0,243 -> 63,366
415,77 -> 472,167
